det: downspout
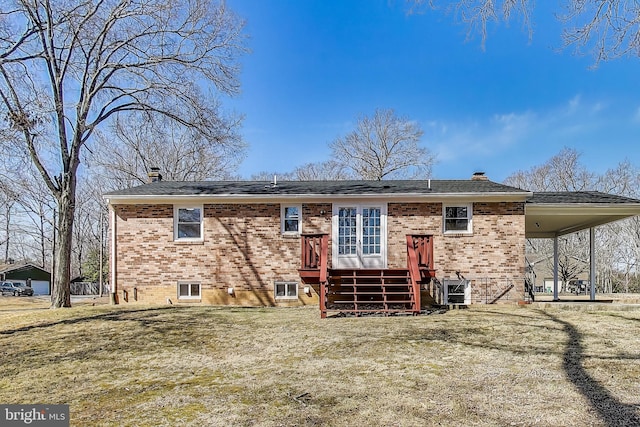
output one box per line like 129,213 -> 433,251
553,235 -> 559,301
590,227 -> 596,301
109,204 -> 118,305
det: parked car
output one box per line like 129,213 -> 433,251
0,282 -> 34,296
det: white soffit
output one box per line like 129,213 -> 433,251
525,203 -> 640,238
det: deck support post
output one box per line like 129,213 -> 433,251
319,281 -> 327,319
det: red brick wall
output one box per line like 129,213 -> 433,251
112,200 -> 525,306
113,203 -> 331,305
388,202 -> 526,303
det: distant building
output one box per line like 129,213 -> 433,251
0,263 -> 51,295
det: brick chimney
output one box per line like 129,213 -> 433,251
148,167 -> 162,183
471,172 -> 488,181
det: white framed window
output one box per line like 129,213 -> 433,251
174,205 -> 203,241
178,282 -> 201,299
281,205 -> 302,235
443,203 -> 473,234
443,279 -> 471,304
275,281 -> 298,300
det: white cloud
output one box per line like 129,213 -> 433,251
567,94 -> 582,114
426,111 -> 536,163
426,95 -> 624,180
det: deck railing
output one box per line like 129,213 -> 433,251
299,233 -> 329,317
406,234 -> 436,313
406,236 -> 422,314
300,233 -> 329,283
301,233 -> 439,317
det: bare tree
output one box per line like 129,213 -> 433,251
90,112 -> 245,190
251,161 -> 354,182
596,160 -> 640,197
12,174 -> 56,269
0,184 -> 17,262
292,160 -> 354,181
596,161 -> 640,291
504,147 -> 595,191
411,1 -> 640,63
330,109 -> 434,180
0,0 -> 246,307
249,171 -> 296,181
409,0 -> 533,49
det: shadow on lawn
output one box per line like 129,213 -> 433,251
599,312 -> 640,323
403,308 -> 640,425
0,306 -> 178,336
540,310 -> 640,427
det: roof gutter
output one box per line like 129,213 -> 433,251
526,203 -> 640,216
104,191 -> 532,205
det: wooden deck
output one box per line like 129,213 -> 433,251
299,234 -> 436,318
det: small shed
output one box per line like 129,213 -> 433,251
0,263 -> 51,295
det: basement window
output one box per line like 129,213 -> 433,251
275,281 -> 298,300
443,279 -> 471,305
443,203 -> 473,234
178,282 -> 201,300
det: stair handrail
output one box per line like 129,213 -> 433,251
406,235 -> 422,314
319,234 -> 328,284
301,233 -> 329,319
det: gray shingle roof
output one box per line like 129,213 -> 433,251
527,191 -> 640,205
104,179 -> 528,197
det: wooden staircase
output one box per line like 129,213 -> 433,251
326,269 -> 417,317
299,233 -> 436,318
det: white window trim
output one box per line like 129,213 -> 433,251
443,279 -> 471,304
443,203 -> 473,235
177,282 -> 201,300
174,205 -> 204,242
274,281 -> 298,300
281,204 -> 302,235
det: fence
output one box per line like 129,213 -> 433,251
430,276 -> 524,305
70,282 -> 109,296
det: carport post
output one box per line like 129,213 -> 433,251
553,236 -> 559,301
590,227 -> 596,301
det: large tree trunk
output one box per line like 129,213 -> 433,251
51,180 -> 76,308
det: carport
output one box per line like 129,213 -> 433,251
525,192 -> 640,301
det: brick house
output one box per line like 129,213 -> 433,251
104,173 -> 640,316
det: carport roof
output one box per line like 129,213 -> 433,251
525,192 -> 640,238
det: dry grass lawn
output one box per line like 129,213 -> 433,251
1,297 -> 640,426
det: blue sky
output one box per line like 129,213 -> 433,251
227,0 -> 640,182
